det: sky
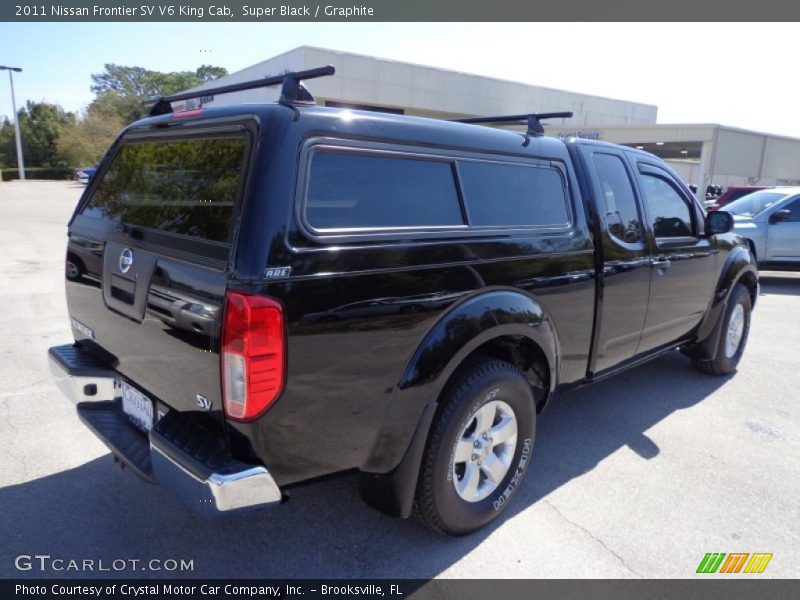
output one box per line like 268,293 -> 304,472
1,22 -> 799,137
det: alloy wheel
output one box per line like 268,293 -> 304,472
451,399 -> 518,502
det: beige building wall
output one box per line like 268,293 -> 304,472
186,46 -> 658,126
763,137 -> 800,181
713,129 -> 765,178
549,124 -> 800,190
182,46 -> 800,192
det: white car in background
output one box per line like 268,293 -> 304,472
726,187 -> 800,269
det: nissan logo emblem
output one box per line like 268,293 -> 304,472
119,248 -> 134,274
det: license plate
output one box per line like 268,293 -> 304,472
121,382 -> 154,432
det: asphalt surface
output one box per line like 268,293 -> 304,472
0,181 -> 798,579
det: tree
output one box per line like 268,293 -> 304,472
22,101 -> 76,167
0,118 -> 16,168
0,101 -> 74,168
196,64 -> 228,82
90,64 -> 152,97
89,63 -> 228,125
89,91 -> 148,125
56,105 -> 124,167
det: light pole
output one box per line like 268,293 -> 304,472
0,65 -> 25,181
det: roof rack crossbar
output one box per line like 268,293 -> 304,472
453,111 -> 574,143
145,65 -> 336,116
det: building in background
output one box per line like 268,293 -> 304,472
182,46 -> 800,195
548,123 -> 800,191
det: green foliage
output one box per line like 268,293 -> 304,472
91,64 -> 152,96
20,101 -> 76,167
89,91 -> 147,125
196,65 -> 228,82
1,166 -> 74,181
89,63 -> 228,125
57,105 -> 124,167
0,118 -> 16,168
0,101 -> 74,168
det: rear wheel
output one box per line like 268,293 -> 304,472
693,284 -> 752,375
414,359 -> 539,535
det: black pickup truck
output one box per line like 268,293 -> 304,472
49,67 -> 757,535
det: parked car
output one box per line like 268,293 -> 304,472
74,165 -> 97,184
48,66 -> 757,536
65,235 -> 103,282
726,187 -> 800,269
708,186 -> 769,211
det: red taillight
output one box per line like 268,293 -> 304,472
221,291 -> 285,421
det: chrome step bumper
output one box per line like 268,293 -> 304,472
48,344 -> 118,405
150,442 -> 282,515
48,343 -> 282,517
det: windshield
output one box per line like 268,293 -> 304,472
723,191 -> 787,217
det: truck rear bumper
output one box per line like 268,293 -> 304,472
48,343 -> 282,518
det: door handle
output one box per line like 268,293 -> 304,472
652,257 -> 671,269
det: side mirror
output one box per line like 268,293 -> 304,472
769,209 -> 792,224
705,210 -> 734,235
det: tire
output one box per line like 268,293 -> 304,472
414,359 -> 539,536
65,257 -> 83,281
693,283 -> 752,376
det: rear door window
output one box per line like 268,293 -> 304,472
82,135 -> 248,243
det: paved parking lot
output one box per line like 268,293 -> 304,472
0,181 -> 798,579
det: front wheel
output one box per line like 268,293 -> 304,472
414,359 -> 539,535
693,284 -> 752,375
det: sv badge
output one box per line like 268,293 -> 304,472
196,394 -> 212,410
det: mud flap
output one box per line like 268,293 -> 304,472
358,402 -> 437,519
